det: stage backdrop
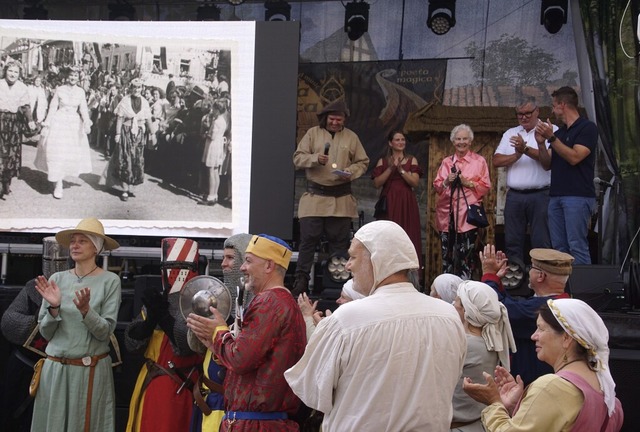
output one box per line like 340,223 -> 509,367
294,59 -> 447,231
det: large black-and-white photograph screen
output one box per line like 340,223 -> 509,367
0,19 -> 254,237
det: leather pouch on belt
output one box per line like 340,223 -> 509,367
29,358 -> 45,397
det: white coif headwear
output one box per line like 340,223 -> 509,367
457,281 -> 517,371
547,298 -> 618,416
353,221 -> 419,293
84,233 -> 105,253
341,279 -> 365,301
432,273 -> 463,304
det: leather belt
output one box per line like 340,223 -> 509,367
306,180 -> 351,197
193,374 -> 224,416
509,187 -> 549,194
47,352 -> 109,432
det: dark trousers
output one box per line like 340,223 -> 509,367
296,216 -> 351,277
504,189 -> 551,264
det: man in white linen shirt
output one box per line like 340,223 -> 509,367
493,97 -> 556,267
285,220 -> 466,432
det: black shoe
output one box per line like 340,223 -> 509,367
198,199 -> 217,206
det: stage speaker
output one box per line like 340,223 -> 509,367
609,348 -> 640,432
567,265 -> 625,312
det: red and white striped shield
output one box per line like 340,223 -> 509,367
160,238 -> 200,294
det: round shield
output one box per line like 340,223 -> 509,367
179,275 -> 232,321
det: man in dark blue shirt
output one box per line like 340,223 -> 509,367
534,86 -> 597,264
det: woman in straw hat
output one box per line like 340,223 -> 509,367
450,281 -> 517,432
463,298 -> 624,431
32,217 -> 120,432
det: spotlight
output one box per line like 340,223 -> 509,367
198,1 -> 221,21
322,251 -> 351,289
501,258 -> 532,297
427,0 -> 456,35
23,0 -> 48,19
540,0 -> 568,34
265,0 -> 291,22
344,1 -> 369,41
108,1 -> 136,21
501,260 -> 526,291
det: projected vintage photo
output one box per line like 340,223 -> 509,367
0,20 -> 255,238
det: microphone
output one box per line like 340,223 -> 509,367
324,142 -> 330,155
594,177 -> 613,189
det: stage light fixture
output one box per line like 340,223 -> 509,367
265,0 -> 291,22
108,1 -> 136,21
344,1 -> 370,41
322,251 -> 351,289
197,1 -> 222,21
540,0 -> 568,34
501,259 -> 526,291
23,1 -> 48,20
427,0 -> 456,35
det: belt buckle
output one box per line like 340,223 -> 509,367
82,356 -> 92,366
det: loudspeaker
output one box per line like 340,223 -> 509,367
567,265 -> 625,311
609,348 -> 640,432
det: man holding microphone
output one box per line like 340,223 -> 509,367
292,98 -> 369,296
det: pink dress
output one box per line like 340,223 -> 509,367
556,370 -> 624,432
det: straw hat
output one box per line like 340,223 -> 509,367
55,218 -> 120,250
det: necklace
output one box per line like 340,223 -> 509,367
74,266 -> 98,282
555,358 -> 583,373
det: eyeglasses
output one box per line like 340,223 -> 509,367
529,265 -> 545,274
516,108 -> 537,118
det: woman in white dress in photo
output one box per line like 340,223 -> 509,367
35,66 -> 92,199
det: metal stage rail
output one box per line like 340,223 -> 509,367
0,243 -> 303,284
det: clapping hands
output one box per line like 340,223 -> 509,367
479,244 -> 508,278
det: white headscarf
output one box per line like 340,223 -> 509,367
342,279 -> 365,300
432,273 -> 463,304
457,281 -> 517,371
353,221 -> 419,294
547,298 -> 618,416
84,233 -> 104,253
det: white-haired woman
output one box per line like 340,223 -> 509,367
450,281 -> 516,431
464,298 -> 624,431
433,124 -> 490,279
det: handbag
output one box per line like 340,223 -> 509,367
29,358 -> 45,397
462,192 -> 489,228
373,194 -> 387,219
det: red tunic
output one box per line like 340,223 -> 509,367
213,287 -> 306,432
128,332 -> 202,432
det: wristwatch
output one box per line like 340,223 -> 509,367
548,135 -> 557,143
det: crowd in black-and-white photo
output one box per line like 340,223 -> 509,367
0,46 -> 232,206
